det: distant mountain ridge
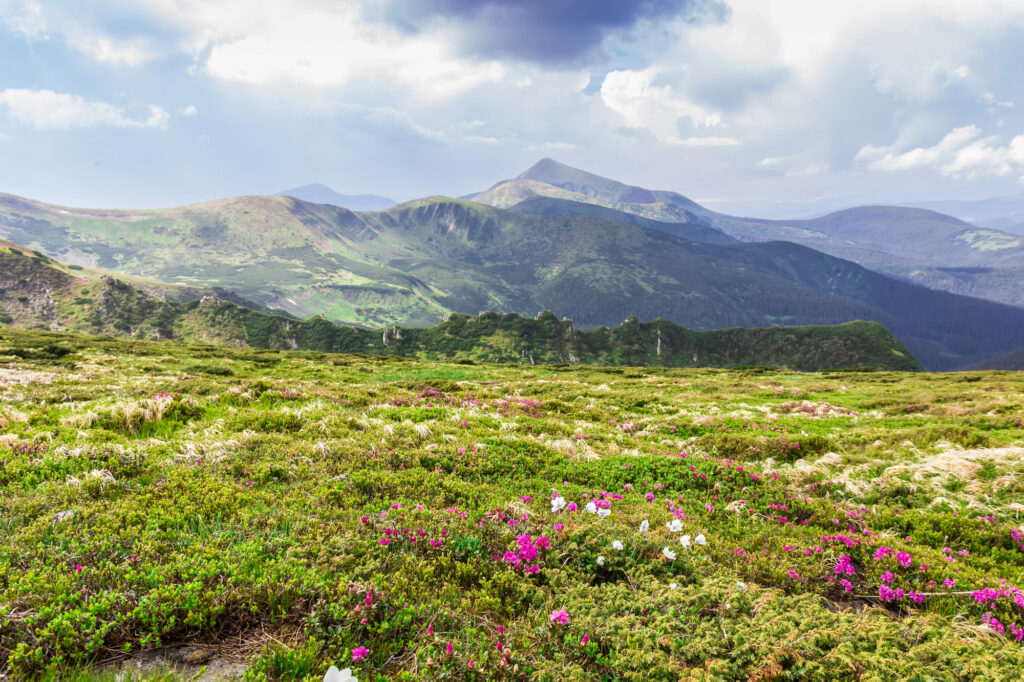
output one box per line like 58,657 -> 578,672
475,159 -> 1024,308
0,240 -> 919,370
277,183 -> 396,211
3,172 -> 1024,370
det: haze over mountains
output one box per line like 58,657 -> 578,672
277,184 -> 396,211
1,159 -> 1024,371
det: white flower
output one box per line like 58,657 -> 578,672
666,519 -> 683,533
662,546 -> 677,560
612,540 -> 624,551
639,519 -> 649,533
585,501 -> 597,514
680,534 -> 691,548
736,581 -> 747,591
596,556 -> 606,566
694,533 -> 707,546
597,508 -> 611,519
324,666 -> 358,682
551,496 -> 566,512
669,582 -> 679,590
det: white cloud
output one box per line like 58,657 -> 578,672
1,1 -> 153,65
0,89 -> 169,130
130,1 -> 506,98
70,36 -> 152,66
600,69 -> 738,146
856,125 -> 1024,179
182,105 -> 198,115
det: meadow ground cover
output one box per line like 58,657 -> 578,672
1,328 -> 1024,680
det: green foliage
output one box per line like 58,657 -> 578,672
1,327 -> 1024,680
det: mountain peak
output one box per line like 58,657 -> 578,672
514,158 -> 702,210
277,184 -> 396,211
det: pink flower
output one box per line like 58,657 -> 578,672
550,608 -> 570,625
379,538 -> 390,546
581,634 -> 590,645
787,570 -> 800,579
446,642 -> 454,655
427,624 -> 434,636
566,502 -> 578,512
521,495 -> 532,502
74,564 -> 84,575
352,646 -> 369,662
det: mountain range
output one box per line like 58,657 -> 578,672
0,241 -> 919,370
2,160 -> 1024,370
475,159 -> 1024,308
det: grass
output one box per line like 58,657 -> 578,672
1,327 -> 1023,680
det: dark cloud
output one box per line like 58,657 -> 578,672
380,0 -> 729,65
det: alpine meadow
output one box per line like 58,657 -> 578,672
3,2 -> 1024,681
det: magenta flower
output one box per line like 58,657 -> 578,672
351,646 -> 369,662
74,564 -> 84,575
379,537 -> 390,546
550,608 -> 570,625
446,641 -> 454,655
581,634 -> 590,645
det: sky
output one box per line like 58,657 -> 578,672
2,0 -> 1024,215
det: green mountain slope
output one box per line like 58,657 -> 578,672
2,192 -> 1024,370
0,241 -> 919,370
481,159 -> 1024,307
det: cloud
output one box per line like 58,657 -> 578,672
599,68 -> 739,145
70,35 -> 152,65
381,0 -> 727,65
0,89 -> 169,129
855,125 -> 1024,180
181,105 -> 198,116
1,0 -> 155,65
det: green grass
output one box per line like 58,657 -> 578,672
1,327 -> 1024,680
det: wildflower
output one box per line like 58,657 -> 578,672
521,495 -> 532,503
379,538 -> 390,546
645,492 -> 655,502
553,523 -> 565,531
427,624 -> 434,636
881,571 -> 894,584
566,501 -> 578,512
662,547 -> 677,560
680,535 -> 691,548
581,634 -> 590,646
669,582 -> 679,590
943,578 -> 956,588
75,564 -> 84,575
639,520 -> 650,533
323,666 -> 358,682
787,570 -> 800,579
596,556 -> 605,566
351,646 -> 369,662
840,579 -> 853,592
551,496 -> 567,512
446,642 -> 454,655
736,581 -> 747,590
535,535 -> 551,549
597,508 -> 611,519
550,609 -> 570,625
694,534 -> 707,546
666,519 -> 683,533
585,501 -> 598,514
612,540 -> 624,551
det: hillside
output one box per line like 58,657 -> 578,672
278,183 -> 396,211
0,242 -> 920,370
479,160 -> 1024,307
2,328 -> 1023,678
2,193 -> 1024,370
